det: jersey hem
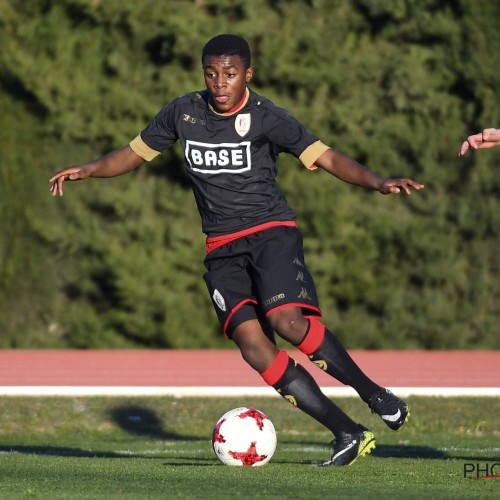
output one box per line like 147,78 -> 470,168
206,221 -> 298,254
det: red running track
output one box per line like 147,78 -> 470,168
0,350 -> 498,396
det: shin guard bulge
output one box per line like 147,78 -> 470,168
260,350 -> 357,437
298,318 -> 380,403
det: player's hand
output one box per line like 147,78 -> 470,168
49,166 -> 91,197
459,128 -> 500,156
379,178 -> 424,195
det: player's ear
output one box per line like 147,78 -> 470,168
245,66 -> 254,83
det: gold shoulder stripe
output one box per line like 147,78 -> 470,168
299,140 -> 330,170
129,135 -> 161,161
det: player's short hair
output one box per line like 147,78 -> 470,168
202,34 -> 251,68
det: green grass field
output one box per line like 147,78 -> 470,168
0,396 -> 499,499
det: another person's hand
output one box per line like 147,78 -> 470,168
459,128 -> 500,156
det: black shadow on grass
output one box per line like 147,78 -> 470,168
271,442 -> 499,464
0,405 -> 207,460
0,445 -> 146,458
372,445 -> 500,461
373,444 -> 447,459
162,458 -> 219,467
373,445 -> 500,461
109,404 -> 204,441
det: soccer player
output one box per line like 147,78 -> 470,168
459,128 -> 500,156
50,34 -> 423,466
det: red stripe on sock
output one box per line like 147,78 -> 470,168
298,318 -> 325,355
260,350 -> 290,386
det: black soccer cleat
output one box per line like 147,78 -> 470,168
369,388 -> 410,431
321,424 -> 376,466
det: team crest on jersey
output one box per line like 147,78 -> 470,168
235,113 -> 251,137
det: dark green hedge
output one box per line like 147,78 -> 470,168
1,0 -> 499,349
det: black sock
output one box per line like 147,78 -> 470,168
298,318 -> 381,404
260,351 -> 358,437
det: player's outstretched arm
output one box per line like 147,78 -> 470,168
49,145 -> 144,197
315,148 -> 424,195
459,128 -> 500,156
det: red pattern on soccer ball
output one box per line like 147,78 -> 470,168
229,441 -> 268,466
213,418 -> 226,443
238,408 -> 267,430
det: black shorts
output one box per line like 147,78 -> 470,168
203,226 -> 321,337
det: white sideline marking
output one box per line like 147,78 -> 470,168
0,386 -> 499,397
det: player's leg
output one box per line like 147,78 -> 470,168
254,227 -> 408,431
204,241 -> 364,456
255,227 -> 383,404
297,315 -> 409,430
231,318 -> 365,445
269,308 -> 380,402
235,317 -> 376,466
269,308 -> 409,431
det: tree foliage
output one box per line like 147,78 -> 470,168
0,0 -> 499,349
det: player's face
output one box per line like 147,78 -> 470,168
203,55 -> 253,113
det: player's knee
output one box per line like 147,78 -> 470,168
268,309 -> 308,344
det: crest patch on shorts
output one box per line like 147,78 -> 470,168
213,289 -> 226,311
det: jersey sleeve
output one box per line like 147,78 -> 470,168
129,135 -> 160,161
265,105 -> 330,169
129,99 -> 180,161
299,140 -> 330,170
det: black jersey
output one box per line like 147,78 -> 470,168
130,89 -> 329,237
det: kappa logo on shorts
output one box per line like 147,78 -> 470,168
212,289 -> 226,311
296,271 -> 305,282
263,293 -> 285,307
185,140 -> 251,174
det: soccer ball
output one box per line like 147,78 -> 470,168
212,407 -> 277,466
